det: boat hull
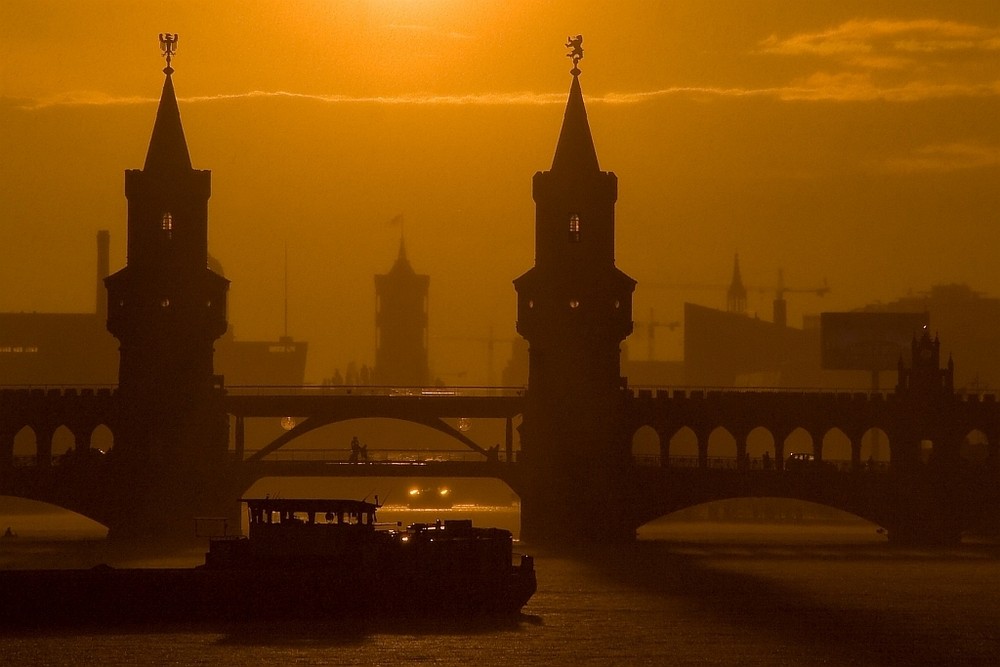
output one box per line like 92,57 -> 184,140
0,562 -> 536,626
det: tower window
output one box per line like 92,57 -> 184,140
568,213 -> 581,242
161,212 -> 173,239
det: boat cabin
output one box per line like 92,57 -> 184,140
205,498 -> 384,568
245,498 -> 379,535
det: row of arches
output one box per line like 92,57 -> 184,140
1,424 -> 115,467
631,425 -> 994,470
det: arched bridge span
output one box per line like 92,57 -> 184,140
4,385 -> 1000,543
222,391 -> 524,461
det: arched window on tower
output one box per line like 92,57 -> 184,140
568,213 -> 581,242
161,212 -> 173,240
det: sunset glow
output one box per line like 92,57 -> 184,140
1,0 -> 998,381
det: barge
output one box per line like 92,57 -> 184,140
0,498 -> 535,626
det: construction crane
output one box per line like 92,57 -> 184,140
432,328 -> 508,386
762,269 -> 830,327
632,308 -> 681,361
642,256 -> 830,327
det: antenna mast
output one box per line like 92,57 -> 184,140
283,242 -> 289,339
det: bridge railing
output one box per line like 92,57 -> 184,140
629,385 -> 892,398
6,449 -> 520,469
634,455 -> 887,473
237,448 -> 516,463
0,384 -> 117,391
224,385 -> 525,397
628,385 -> 998,403
634,455 -> 739,469
12,455 -> 39,468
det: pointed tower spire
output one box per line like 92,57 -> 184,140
727,253 -> 747,314
144,34 -> 192,173
391,231 -> 415,275
551,36 -> 600,174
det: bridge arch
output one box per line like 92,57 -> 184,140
707,427 -> 736,466
13,425 -> 36,466
669,426 -> 699,465
91,424 -> 115,455
631,425 -> 660,466
635,497 -> 884,538
0,495 -> 108,540
783,427 -> 815,468
244,414 -> 502,463
961,429 -> 990,464
822,428 -> 852,468
52,425 -> 74,460
746,427 -> 776,468
860,427 -> 890,466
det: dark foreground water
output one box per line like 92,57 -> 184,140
2,513 -> 1000,666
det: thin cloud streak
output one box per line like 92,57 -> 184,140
880,142 -> 1000,173
760,18 -> 1000,60
16,78 -> 1000,111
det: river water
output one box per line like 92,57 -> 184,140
2,508 -> 999,666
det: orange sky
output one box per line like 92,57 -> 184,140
1,1 -> 999,382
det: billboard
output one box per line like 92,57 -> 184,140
820,312 -> 929,371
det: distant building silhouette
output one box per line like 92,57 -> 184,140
209,253 -> 308,386
684,302 -> 820,387
0,231 -> 118,386
860,284 -> 1000,392
620,353 -> 686,387
0,239 -> 305,388
374,237 -> 429,386
682,281 -> 1000,390
896,327 -> 953,399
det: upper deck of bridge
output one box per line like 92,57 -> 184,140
221,385 -> 525,418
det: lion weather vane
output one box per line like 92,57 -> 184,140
566,34 -> 584,75
159,33 -> 179,73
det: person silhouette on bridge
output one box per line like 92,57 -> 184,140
349,436 -> 361,463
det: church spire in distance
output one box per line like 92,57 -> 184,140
550,35 -> 600,174
143,33 -> 192,173
727,253 -> 748,314
391,231 -> 415,275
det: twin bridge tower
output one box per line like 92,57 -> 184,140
3,40 -> 997,544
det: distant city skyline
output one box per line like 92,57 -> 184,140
2,1 -> 998,381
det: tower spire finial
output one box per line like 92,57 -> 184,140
550,36 -> 599,174
566,35 -> 583,76
159,33 -> 178,75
